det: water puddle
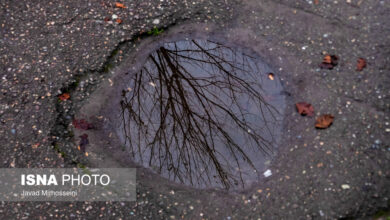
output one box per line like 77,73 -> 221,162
117,39 -> 286,190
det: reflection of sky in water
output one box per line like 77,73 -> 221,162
117,40 -> 286,190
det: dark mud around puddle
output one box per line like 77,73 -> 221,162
114,38 -> 287,191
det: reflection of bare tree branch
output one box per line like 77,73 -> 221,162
120,40 -> 279,189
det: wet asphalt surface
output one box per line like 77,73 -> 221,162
0,0 -> 389,219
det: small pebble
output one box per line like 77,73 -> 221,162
263,169 -> 272,177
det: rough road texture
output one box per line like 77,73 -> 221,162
0,0 -> 389,219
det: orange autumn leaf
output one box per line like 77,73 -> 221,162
115,2 -> 126,8
315,114 -> 334,129
58,93 -> 70,101
296,102 -> 314,116
116,19 -> 122,24
319,54 -> 338,69
356,58 -> 366,71
323,55 -> 332,64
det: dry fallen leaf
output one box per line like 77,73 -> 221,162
315,114 -> 334,129
267,73 -> 275,80
115,2 -> 126,8
319,54 -> 338,69
296,102 -> 314,116
356,58 -> 366,71
58,93 -> 70,101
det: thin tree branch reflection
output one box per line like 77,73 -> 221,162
120,40 -> 280,189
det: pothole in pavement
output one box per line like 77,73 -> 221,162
110,39 -> 287,191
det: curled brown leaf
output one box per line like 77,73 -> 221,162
296,102 -> 314,116
58,93 -> 70,101
315,114 -> 334,129
356,58 -> 366,71
319,54 -> 338,70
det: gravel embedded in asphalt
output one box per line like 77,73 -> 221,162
0,0 -> 389,219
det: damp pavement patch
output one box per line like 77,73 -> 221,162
0,0 -> 389,219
